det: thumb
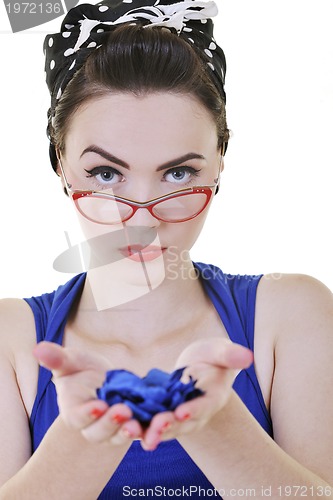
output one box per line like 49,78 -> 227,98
33,341 -> 100,377
175,338 -> 253,371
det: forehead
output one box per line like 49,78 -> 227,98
65,92 -> 218,162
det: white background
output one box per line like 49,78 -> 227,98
0,0 -> 332,298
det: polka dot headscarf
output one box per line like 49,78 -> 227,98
44,0 -> 227,170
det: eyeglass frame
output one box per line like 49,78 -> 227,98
58,160 -> 220,224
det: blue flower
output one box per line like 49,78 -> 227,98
96,367 -> 204,425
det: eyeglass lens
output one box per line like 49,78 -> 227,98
152,193 -> 207,221
75,192 -> 208,224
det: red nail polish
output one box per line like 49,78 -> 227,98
90,408 -> 105,419
180,413 -> 191,421
161,421 -> 172,432
112,413 -> 128,424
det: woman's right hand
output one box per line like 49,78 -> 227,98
33,341 -> 143,444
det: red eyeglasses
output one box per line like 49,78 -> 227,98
59,162 -> 218,224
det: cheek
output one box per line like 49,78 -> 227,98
77,213 -> 121,241
166,210 -> 209,253
73,212 -> 125,264
76,212 -> 159,261
163,188 -> 216,262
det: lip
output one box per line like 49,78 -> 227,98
119,245 -> 166,262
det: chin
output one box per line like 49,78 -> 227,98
88,253 -> 167,308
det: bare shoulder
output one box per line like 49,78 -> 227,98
0,297 -> 36,353
0,298 -> 39,416
0,297 -> 36,329
257,272 -> 333,325
256,273 -> 333,484
0,298 -> 38,485
255,272 -> 333,355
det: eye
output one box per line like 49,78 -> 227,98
163,166 -> 201,184
84,166 -> 124,186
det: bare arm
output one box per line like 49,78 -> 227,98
0,300 -> 137,500
143,274 -> 333,498
177,392 -> 332,499
0,416 -> 132,500
3,273 -> 332,498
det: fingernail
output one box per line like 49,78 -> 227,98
90,408 -> 105,419
112,413 -> 128,424
179,413 -> 191,421
158,421 -> 172,434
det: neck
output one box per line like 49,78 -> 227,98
72,255 -> 207,346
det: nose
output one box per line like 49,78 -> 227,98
125,206 -> 161,228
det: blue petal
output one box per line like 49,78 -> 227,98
124,401 -> 154,423
96,366 -> 204,425
138,399 -> 166,413
144,368 -> 170,387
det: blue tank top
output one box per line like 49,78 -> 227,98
25,262 -> 273,499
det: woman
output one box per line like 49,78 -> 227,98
0,1 -> 332,498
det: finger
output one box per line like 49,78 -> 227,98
172,364 -> 235,423
62,399 -> 110,430
33,341 -> 108,377
33,342 -> 67,371
174,397 -> 212,423
141,412 -> 180,451
111,419 -> 143,446
224,343 -> 254,369
53,368 -> 107,402
80,404 -> 133,443
175,338 -> 253,371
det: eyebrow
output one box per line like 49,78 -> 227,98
80,145 -> 206,171
80,146 -> 130,169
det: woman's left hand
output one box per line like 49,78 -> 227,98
140,338 -> 253,450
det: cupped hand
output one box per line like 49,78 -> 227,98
33,341 -> 143,444
33,338 -> 252,450
140,338 -> 253,450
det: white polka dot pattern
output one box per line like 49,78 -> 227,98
44,0 -> 226,131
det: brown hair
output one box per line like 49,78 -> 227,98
48,24 -> 229,165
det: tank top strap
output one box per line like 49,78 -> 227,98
24,273 -> 86,344
25,273 -> 86,439
193,262 -> 272,435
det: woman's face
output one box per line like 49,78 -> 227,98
60,92 -> 222,283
